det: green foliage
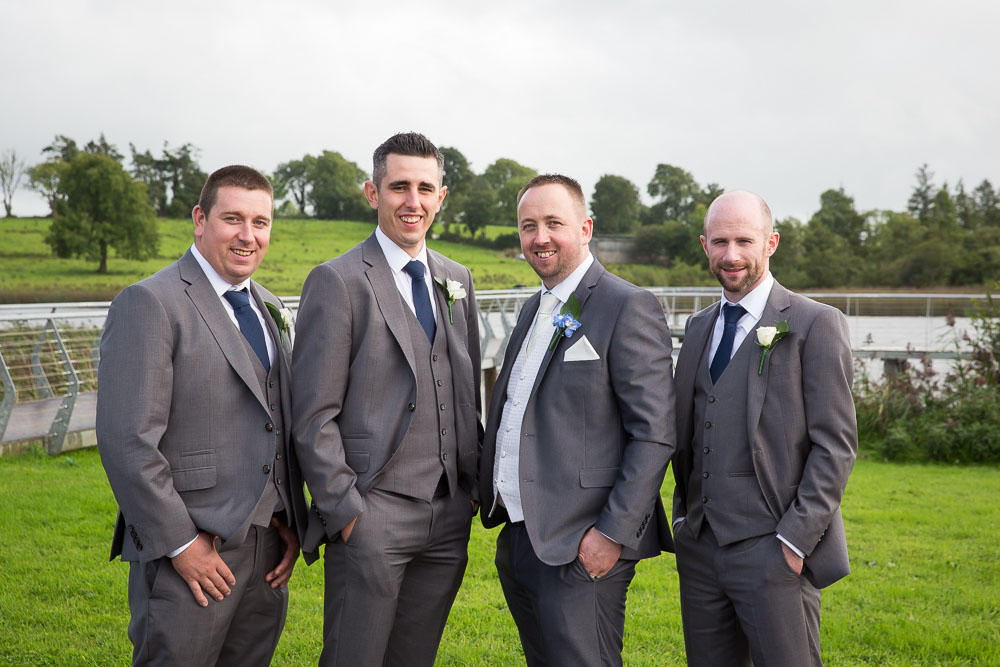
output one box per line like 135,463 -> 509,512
439,146 -> 475,234
2,449 -> 998,665
856,296 -> 1000,462
462,176 -> 498,238
308,150 -> 371,222
129,142 -> 206,217
590,174 -> 642,234
46,153 -> 159,274
482,158 -> 537,227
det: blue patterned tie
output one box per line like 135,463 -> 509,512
403,260 -> 436,342
223,288 -> 270,372
710,303 -> 746,383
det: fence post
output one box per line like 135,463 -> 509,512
30,325 -> 55,399
0,347 -> 17,442
44,319 -> 79,455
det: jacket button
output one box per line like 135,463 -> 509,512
705,421 -> 712,429
409,403 -> 416,412
704,447 -> 710,454
265,423 -> 274,432
270,404 -> 276,411
702,496 -> 709,503
440,403 -> 446,411
636,531 -> 642,538
276,478 -> 282,485
432,354 -> 438,362
703,472 -> 710,478
437,380 -> 443,386
442,453 -> 449,461
263,465 -> 271,474
441,428 -> 448,436
708,396 -> 716,403
136,543 -> 143,551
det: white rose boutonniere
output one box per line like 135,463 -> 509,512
434,277 -> 467,324
755,320 -> 789,375
265,302 -> 294,344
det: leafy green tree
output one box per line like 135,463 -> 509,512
273,156 -> 316,216
46,153 -> 158,273
907,164 -> 935,223
128,142 -> 206,217
29,134 -> 123,215
808,188 -> 867,254
646,163 -> 699,225
462,176 -> 497,238
769,216 -> 810,288
440,146 -> 475,233
308,150 -> 370,221
590,174 -> 641,234
483,158 -> 536,226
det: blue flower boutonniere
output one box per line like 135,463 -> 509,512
548,293 -> 582,350
754,320 -> 789,375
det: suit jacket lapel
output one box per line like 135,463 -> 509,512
528,260 -> 606,397
179,251 -> 268,411
426,251 -> 462,346
362,233 -> 417,375
249,282 -> 291,378
746,281 -> 792,454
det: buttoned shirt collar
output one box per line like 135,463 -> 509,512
375,226 -> 430,273
722,271 -> 774,323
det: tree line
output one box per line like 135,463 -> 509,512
1,134 -> 998,286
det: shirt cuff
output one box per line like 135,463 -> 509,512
167,535 -> 198,558
597,529 -> 619,545
672,517 -> 685,529
776,533 -> 805,558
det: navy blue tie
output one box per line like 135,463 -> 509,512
710,303 -> 746,383
223,288 -> 270,372
403,260 -> 436,342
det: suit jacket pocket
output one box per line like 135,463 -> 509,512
171,466 -> 217,492
580,467 -> 620,488
345,450 -> 371,473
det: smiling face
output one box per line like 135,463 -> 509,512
364,154 -> 446,257
701,190 -> 779,302
517,183 -> 593,289
192,186 -> 273,284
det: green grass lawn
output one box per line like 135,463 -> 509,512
0,218 -> 541,303
1,449 -> 997,666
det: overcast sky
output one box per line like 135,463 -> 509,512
2,0 -> 997,223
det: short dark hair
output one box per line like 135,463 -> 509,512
516,174 -> 587,215
198,165 -> 273,215
372,132 -> 444,187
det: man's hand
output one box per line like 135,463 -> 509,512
169,531 -> 235,607
340,516 -> 358,543
265,516 -> 300,589
781,542 -> 804,575
578,526 -> 623,579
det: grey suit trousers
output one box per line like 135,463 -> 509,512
495,522 -> 637,667
319,488 -> 473,667
674,521 -> 822,667
126,524 -> 287,667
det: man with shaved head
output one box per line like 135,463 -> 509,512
670,190 -> 858,666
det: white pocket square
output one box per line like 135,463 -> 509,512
563,335 -> 600,362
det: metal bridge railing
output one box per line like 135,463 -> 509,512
1,290 -> 989,451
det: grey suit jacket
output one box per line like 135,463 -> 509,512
97,249 -> 307,563
479,260 -> 676,566
671,281 -> 858,588
292,233 -> 482,554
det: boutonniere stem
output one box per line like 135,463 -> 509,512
755,320 -> 789,375
265,302 -> 294,344
549,293 -> 582,350
434,277 -> 467,324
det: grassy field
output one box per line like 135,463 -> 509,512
1,449 -> 997,666
0,218 -> 541,303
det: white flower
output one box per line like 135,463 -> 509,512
280,307 -> 294,328
756,326 -> 778,346
445,279 -> 467,301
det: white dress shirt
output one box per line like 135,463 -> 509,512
374,226 -> 438,321
491,253 -> 594,522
